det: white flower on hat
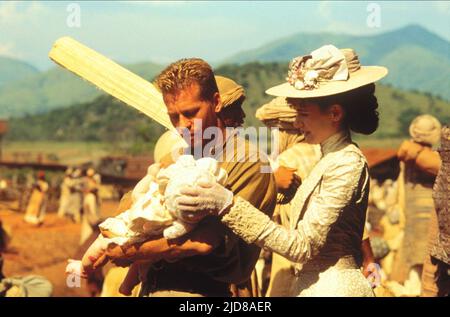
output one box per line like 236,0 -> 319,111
294,80 -> 305,90
286,45 -> 350,91
303,70 -> 319,89
267,44 -> 388,98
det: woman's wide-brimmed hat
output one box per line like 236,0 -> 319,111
266,44 -> 388,98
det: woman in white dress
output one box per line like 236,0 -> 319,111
175,45 -> 388,296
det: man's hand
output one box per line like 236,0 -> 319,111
397,140 -> 424,162
105,233 -> 218,266
105,244 -> 133,268
274,166 -> 298,190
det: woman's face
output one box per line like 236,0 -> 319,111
289,99 -> 342,144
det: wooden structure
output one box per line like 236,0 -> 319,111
361,147 -> 399,181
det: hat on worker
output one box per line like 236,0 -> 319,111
266,44 -> 388,98
215,75 -> 245,108
409,114 -> 442,146
256,96 -> 298,130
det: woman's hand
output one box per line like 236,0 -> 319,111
175,181 -> 234,222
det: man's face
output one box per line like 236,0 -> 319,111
164,83 -> 220,150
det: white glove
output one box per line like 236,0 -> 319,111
175,181 -> 234,222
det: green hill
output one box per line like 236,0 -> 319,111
1,24 -> 449,121
6,94 -> 166,155
0,56 -> 39,87
0,61 -> 164,118
5,62 -> 450,153
215,62 -> 450,138
221,25 -> 450,101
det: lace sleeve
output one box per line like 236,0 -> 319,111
221,152 -> 365,263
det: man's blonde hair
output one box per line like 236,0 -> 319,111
155,58 -> 219,101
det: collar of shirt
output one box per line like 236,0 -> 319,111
320,130 -> 351,157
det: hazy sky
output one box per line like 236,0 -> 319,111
1,1 -> 449,70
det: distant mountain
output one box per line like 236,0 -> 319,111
2,24 -> 447,120
221,24 -> 450,100
0,56 -> 39,87
0,61 -> 164,118
6,62 -> 450,151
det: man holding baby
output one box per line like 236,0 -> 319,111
105,58 -> 277,297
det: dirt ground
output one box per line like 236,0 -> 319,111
0,199 -> 119,297
0,197 -> 422,298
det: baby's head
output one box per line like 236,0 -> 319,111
158,155 -> 227,219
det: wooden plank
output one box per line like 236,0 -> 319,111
48,37 -> 175,131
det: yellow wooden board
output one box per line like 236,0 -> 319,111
48,36 -> 175,131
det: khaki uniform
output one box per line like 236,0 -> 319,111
144,132 -> 276,297
115,131 -> 277,297
101,267 -> 141,297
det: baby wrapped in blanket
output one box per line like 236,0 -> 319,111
65,155 -> 227,295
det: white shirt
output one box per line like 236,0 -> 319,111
222,131 -> 369,265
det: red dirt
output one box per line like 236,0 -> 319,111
0,200 -> 119,297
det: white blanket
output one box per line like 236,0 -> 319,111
99,155 -> 227,245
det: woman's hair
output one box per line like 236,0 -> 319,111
308,83 -> 379,135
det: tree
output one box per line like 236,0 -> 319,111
398,108 -> 422,137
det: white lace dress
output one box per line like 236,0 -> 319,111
221,131 -> 374,296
